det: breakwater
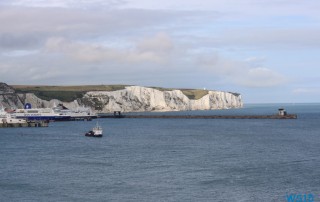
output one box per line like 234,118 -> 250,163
98,114 -> 297,119
0,121 -> 49,128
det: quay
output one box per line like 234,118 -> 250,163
58,116 -> 97,121
0,121 -> 49,128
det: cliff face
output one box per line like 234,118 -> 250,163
17,93 -> 82,110
0,83 -> 24,109
78,86 -> 243,112
1,84 -> 243,112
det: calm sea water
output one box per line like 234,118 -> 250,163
1,104 -> 320,202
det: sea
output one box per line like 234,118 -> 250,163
1,103 -> 320,202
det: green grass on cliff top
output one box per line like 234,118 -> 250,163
12,85 -> 128,102
12,85 -> 228,102
12,85 -> 128,92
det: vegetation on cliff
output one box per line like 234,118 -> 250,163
12,85 -> 224,102
12,85 -> 128,102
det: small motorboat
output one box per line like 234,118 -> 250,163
85,122 -> 103,137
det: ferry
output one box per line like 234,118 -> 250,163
12,104 -> 70,121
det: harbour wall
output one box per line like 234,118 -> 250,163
0,121 -> 49,128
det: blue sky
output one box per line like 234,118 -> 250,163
0,0 -> 320,103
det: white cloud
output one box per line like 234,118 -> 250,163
237,67 -> 286,87
0,0 -> 319,104
137,32 -> 174,53
3,0 -> 320,20
244,57 -> 267,65
198,54 -> 287,88
0,6 -> 204,51
0,0 -> 125,8
44,33 -> 174,63
121,0 -> 320,19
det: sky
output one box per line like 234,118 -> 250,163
1,0 -> 320,103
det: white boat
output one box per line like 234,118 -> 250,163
85,122 -> 103,137
0,106 -> 27,124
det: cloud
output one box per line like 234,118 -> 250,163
120,0 -> 320,19
237,67 -> 286,87
232,29 -> 320,49
0,33 -> 41,51
0,0 -> 318,105
292,88 -> 320,94
187,27 -> 320,51
0,0 -> 126,8
44,33 -> 174,63
137,33 -> 174,53
4,0 -> 319,20
198,54 -> 287,87
0,6 -> 208,51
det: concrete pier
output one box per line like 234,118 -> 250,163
123,114 -> 297,119
0,121 -> 49,128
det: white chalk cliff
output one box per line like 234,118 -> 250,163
80,86 -> 242,112
1,84 -> 242,112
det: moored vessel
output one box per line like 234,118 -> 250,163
11,103 -> 70,121
12,107 -> 70,121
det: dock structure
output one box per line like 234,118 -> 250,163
0,120 -> 49,128
98,112 -> 297,119
60,116 -> 97,121
99,111 -> 125,118
98,108 -> 297,120
116,114 -> 297,119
